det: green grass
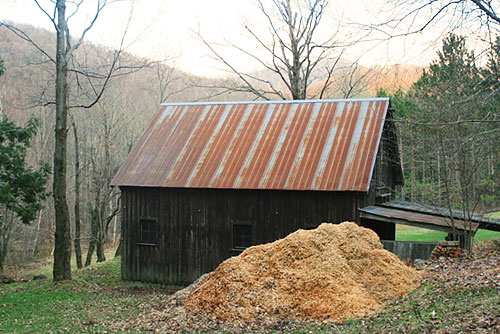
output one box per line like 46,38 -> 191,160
396,210 -> 500,243
486,211 -> 500,219
396,224 -> 448,242
397,225 -> 500,243
0,257 -> 151,334
4,247 -> 119,280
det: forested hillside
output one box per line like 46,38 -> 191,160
0,23 -> 261,268
0,22 -> 434,270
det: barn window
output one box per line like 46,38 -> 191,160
232,222 -> 253,250
138,218 -> 158,245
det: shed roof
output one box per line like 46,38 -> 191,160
359,205 -> 480,234
380,200 -> 500,232
111,98 -> 392,191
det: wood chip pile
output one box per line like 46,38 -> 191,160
185,222 -> 421,322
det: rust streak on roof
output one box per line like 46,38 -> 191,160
111,98 -> 392,192
360,101 -> 387,190
344,101 -> 372,190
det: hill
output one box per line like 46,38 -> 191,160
0,22 -> 422,268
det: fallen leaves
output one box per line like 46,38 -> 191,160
107,237 -> 500,333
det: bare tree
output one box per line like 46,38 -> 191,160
0,0 -> 142,280
334,62 -> 374,98
149,61 -> 180,105
374,0 -> 500,38
198,0 -> 349,100
70,114 -> 83,269
83,95 -> 123,265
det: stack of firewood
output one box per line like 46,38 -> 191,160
430,241 -> 461,260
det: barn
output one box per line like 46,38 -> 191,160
111,98 -> 404,285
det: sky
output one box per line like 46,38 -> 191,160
0,0 -> 465,77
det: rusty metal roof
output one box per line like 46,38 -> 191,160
111,98 -> 391,191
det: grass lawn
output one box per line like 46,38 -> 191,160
486,211 -> 500,219
0,258 -> 147,333
396,210 -> 500,243
0,248 -> 177,334
396,224 -> 500,243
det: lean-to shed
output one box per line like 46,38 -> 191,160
111,98 -> 403,284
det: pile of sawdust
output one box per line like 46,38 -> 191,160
185,222 -> 421,322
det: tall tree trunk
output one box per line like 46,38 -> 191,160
72,119 -> 82,269
96,229 -> 106,263
0,241 -> 7,274
53,0 -> 72,281
114,240 -> 122,257
85,224 -> 97,267
0,212 -> 14,274
31,210 -> 43,257
112,213 -> 118,245
85,208 -> 98,267
96,200 -> 106,262
0,231 -> 8,273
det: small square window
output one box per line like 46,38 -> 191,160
232,223 -> 253,250
138,218 -> 158,245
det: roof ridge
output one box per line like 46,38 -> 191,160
160,97 -> 389,107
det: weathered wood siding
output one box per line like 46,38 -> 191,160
120,187 -> 363,285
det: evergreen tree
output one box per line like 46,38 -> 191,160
0,115 -> 50,272
408,34 -> 496,249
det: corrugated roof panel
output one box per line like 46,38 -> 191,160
345,101 -> 375,189
286,102 -> 325,189
360,101 -> 387,190
359,206 -> 479,232
111,98 -> 391,192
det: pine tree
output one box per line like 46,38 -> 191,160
0,116 -> 50,272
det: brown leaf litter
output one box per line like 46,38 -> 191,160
415,239 -> 500,290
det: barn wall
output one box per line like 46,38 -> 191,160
120,187 -> 363,285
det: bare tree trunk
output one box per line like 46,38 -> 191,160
0,211 -> 14,273
0,234 -> 8,273
85,211 -> 98,267
114,240 -> 122,257
72,118 -> 82,269
53,0 -> 72,281
0,240 -> 7,273
84,240 -> 95,267
112,213 -> 118,245
96,199 -> 106,263
31,210 -> 43,257
96,227 -> 106,263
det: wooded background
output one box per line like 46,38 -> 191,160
0,0 -> 499,275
